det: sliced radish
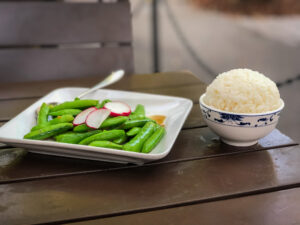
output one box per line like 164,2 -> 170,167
73,107 -> 97,126
103,101 -> 131,117
85,109 -> 111,129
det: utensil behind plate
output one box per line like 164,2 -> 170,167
36,70 -> 125,115
77,70 -> 124,99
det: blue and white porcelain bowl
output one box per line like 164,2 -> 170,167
199,94 -> 284,146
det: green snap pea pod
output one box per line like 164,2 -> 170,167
129,104 -> 145,120
49,109 -> 82,116
50,99 -> 98,112
154,123 -> 161,131
100,116 -> 128,129
98,99 -> 111,108
123,122 -> 156,152
113,134 -> 128,144
73,124 -> 92,132
95,102 -> 102,108
31,115 -> 74,131
37,103 -> 50,126
142,126 -> 166,153
48,114 -> 74,124
55,130 -> 101,144
126,127 -> 141,137
48,104 -> 55,109
24,123 -> 73,140
89,141 -> 123,150
79,130 -> 125,145
121,118 -> 152,130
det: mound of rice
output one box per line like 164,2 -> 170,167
203,69 -> 282,113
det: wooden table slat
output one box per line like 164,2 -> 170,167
1,146 -> 300,225
71,187 -> 300,225
0,71 -> 203,100
0,128 -> 296,183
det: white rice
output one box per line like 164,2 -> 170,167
203,69 -> 282,113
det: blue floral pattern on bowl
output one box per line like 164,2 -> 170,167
201,104 -> 281,128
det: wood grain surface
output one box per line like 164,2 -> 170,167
0,1 -> 131,45
71,187 -> 300,225
0,128 -> 296,184
0,47 -> 134,82
1,146 -> 300,224
0,71 -> 201,99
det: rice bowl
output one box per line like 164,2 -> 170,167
200,68 -> 284,146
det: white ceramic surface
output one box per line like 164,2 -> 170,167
199,94 -> 284,147
0,88 -> 193,164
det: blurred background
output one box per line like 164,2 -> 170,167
130,0 -> 300,142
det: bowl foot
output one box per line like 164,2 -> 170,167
221,138 -> 258,147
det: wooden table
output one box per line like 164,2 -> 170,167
0,71 -> 299,225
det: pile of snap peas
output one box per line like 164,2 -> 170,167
23,98 -> 166,153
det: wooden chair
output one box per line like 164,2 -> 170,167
0,0 -> 133,82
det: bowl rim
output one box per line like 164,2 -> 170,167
199,94 -> 284,116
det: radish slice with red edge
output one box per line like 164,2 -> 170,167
85,109 -> 111,129
103,101 -> 131,117
73,107 -> 97,126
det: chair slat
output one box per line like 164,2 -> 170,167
0,1 -> 132,45
0,47 -> 133,82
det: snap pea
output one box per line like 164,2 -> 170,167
89,141 -> 123,150
129,104 -> 145,120
50,99 -> 98,112
79,130 -> 125,145
123,122 -> 156,152
49,109 -> 82,116
98,99 -> 111,108
154,123 -> 161,131
24,123 -> 73,140
55,130 -> 101,144
113,134 -> 128,144
73,124 -> 92,133
95,102 -> 101,108
100,116 -> 128,129
37,103 -> 50,126
121,118 -> 153,130
142,126 -> 165,153
31,115 -> 74,131
126,127 -> 141,137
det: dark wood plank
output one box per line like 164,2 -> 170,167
0,1 -> 131,45
1,146 -> 300,225
0,128 -> 296,183
184,103 -> 205,128
71,188 -> 300,225
0,71 -> 203,100
0,98 -> 36,121
141,84 -> 205,103
0,47 -> 133,82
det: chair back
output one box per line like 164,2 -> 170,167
0,0 -> 133,82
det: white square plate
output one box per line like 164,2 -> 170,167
0,88 -> 192,164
